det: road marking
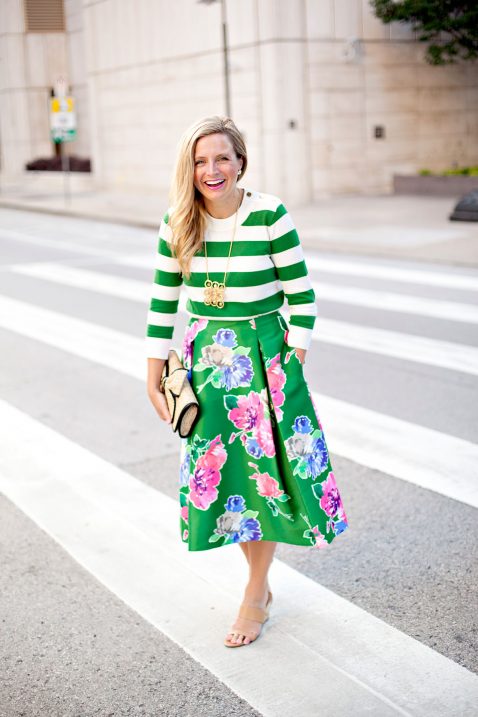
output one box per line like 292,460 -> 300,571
1,399 -> 477,717
10,262 -> 478,375
0,293 -> 477,509
311,281 -> 478,324
13,261 -> 478,324
0,293 -> 145,380
317,394 -> 478,509
121,252 -> 478,292
310,316 -> 478,376
10,262 -> 152,302
305,256 -> 478,292
0,228 -> 119,258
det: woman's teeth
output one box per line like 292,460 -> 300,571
205,179 -> 225,190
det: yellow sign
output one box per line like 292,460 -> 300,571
51,97 -> 74,113
50,95 -> 77,143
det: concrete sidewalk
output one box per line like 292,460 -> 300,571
1,173 -> 477,267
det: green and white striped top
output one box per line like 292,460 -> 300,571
145,187 -> 317,359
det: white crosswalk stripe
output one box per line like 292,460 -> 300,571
10,262 -> 478,375
0,227 -> 119,258
312,281 -> 478,324
1,398 -> 477,717
305,255 -> 478,291
0,293 -> 477,509
121,252 -> 478,292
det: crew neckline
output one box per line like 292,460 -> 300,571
204,186 -> 254,228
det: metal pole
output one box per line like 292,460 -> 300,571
60,138 -> 71,206
221,0 -> 231,117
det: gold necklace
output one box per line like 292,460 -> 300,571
203,190 -> 242,309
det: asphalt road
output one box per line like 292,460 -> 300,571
1,207 -> 477,717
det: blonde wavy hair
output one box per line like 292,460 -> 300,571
167,115 -> 248,279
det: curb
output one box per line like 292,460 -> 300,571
1,197 -> 477,269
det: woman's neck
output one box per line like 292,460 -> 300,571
204,187 -> 244,219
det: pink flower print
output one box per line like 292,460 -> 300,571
319,471 -> 343,517
266,353 -> 286,421
254,419 -> 275,458
228,391 -> 265,431
180,505 -> 189,523
203,434 -> 227,471
267,354 -> 286,392
312,525 -> 328,549
182,318 -> 208,368
336,504 -> 349,524
189,460 -> 221,510
182,528 -> 188,541
251,471 -> 284,498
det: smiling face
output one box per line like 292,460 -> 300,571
193,132 -> 244,213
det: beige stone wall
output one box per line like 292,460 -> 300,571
0,0 -> 88,174
306,0 -> 478,197
81,0 -> 267,194
0,0 -> 476,200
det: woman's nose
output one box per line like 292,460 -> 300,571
206,160 -> 218,174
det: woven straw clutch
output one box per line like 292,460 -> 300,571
160,349 -> 199,438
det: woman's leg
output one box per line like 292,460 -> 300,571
238,541 -> 250,564
226,540 -> 277,645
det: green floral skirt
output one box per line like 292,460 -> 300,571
178,310 -> 349,551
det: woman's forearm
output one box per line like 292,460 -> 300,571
147,357 -> 166,394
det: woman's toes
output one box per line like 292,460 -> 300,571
225,630 -> 244,645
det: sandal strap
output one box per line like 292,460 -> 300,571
238,603 -> 269,623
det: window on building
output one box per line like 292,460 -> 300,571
24,0 -> 65,32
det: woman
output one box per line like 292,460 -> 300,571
145,115 -> 349,648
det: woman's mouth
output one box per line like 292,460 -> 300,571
204,179 -> 226,191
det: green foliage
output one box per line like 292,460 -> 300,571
419,165 -> 478,175
223,394 -> 239,410
370,1 -> 478,65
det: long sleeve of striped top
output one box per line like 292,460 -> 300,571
145,187 -> 317,359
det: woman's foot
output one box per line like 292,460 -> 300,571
224,584 -> 273,647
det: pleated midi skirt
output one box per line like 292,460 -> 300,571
178,310 -> 349,551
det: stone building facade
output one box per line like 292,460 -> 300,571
1,0 -> 477,205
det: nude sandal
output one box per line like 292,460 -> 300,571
224,591 -> 273,648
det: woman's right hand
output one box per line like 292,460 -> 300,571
147,358 -> 172,424
148,387 -> 172,423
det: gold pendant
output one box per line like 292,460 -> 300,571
204,279 -> 225,308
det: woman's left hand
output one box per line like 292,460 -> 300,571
294,347 -> 307,365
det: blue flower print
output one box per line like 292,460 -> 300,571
293,416 -> 313,434
245,437 -> 264,459
225,495 -> 246,512
223,354 -> 254,390
209,494 -> 263,545
194,336 -> 254,394
306,436 -> 329,477
234,517 -> 262,542
214,328 -> 237,348
285,415 -> 329,480
333,520 -> 348,535
179,448 -> 191,486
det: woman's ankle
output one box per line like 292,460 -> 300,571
243,580 -> 270,604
